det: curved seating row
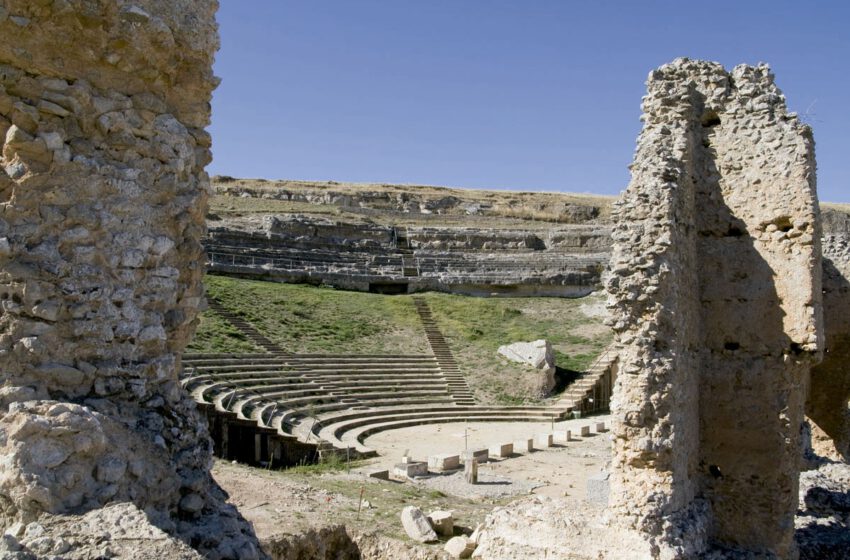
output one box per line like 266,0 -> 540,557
179,349 -> 617,459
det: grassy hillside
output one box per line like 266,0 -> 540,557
188,276 -> 612,405
190,275 -> 428,354
424,292 -> 612,405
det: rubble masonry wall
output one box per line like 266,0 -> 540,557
607,58 -> 822,558
0,2 -> 262,558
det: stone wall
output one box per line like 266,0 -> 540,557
808,208 -> 850,459
606,59 -> 822,557
0,2 -> 261,558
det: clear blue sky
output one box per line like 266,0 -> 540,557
209,1 -> 849,202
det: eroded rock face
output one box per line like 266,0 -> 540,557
0,2 -> 262,557
606,58 -> 822,557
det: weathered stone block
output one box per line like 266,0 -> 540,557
488,443 -> 513,458
515,438 -> 534,452
444,535 -> 476,558
428,454 -> 460,472
400,506 -> 438,543
534,433 -> 553,448
367,469 -> 389,480
427,510 -> 454,537
553,430 -> 571,443
461,449 -> 488,464
393,462 -> 428,479
586,471 -> 610,506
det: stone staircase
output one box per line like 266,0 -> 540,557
205,298 -> 286,353
553,349 -> 617,415
412,296 -> 476,405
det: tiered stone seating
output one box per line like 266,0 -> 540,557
202,223 -> 608,296
182,299 -> 617,464
180,349 -> 604,459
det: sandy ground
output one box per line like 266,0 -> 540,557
361,414 -> 611,502
213,414 -> 612,549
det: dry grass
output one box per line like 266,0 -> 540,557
823,202 -> 850,215
210,176 -> 616,225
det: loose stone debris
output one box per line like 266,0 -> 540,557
400,506 -> 439,543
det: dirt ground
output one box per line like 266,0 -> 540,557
212,414 -> 611,548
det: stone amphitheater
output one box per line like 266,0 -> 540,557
182,294 -> 615,465
0,3 -> 848,560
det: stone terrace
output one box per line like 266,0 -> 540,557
204,215 -> 609,297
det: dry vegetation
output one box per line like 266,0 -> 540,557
823,202 -> 850,215
209,176 -> 616,225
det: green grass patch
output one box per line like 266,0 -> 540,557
189,275 -> 428,354
188,276 -> 612,404
283,454 -> 366,475
187,310 -> 263,354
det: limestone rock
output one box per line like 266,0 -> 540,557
444,535 -> 475,558
427,510 -> 454,537
400,506 -> 438,543
497,340 -> 556,397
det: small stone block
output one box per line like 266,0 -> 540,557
534,433 -> 553,448
461,449 -> 489,463
444,535 -> 476,558
427,510 -> 454,537
393,461 -> 428,479
465,458 -> 478,484
586,471 -> 610,505
515,438 -> 534,452
367,469 -> 389,480
428,454 -> 460,472
580,425 -> 591,437
595,421 -> 607,432
488,442 -> 513,458
553,430 -> 571,443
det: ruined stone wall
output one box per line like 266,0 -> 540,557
0,2 -> 261,557
808,208 -> 850,459
607,59 -> 822,558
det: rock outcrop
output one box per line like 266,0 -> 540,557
496,340 -> 556,397
205,214 -> 609,297
0,2 -> 262,558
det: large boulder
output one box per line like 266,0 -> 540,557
496,340 -> 556,397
